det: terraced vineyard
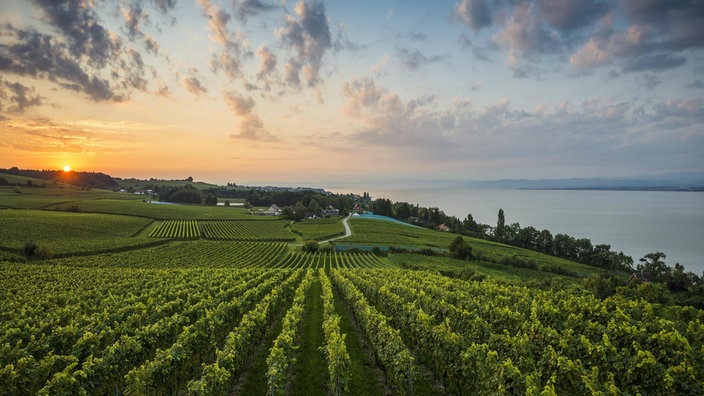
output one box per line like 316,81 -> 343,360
201,220 -> 295,241
51,241 -> 289,269
149,219 -> 200,239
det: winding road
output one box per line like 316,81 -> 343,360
320,213 -> 352,243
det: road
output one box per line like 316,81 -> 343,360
320,213 -> 352,243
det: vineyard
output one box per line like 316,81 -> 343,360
1,186 -> 702,395
200,220 -> 296,241
291,217 -> 345,241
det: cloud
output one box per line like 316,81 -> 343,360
537,0 -> 611,33
0,28 -> 122,101
453,1 -> 699,76
224,91 -> 277,141
277,0 -> 331,88
570,0 -> 704,74
396,48 -> 443,71
234,0 -> 277,21
121,2 -> 148,39
256,45 -> 278,88
0,118 -> 153,155
197,0 -> 252,82
197,0 -> 232,46
651,98 -> 704,122
453,0 -> 493,33
152,0 -> 176,15
30,0 -> 119,68
0,79 -> 45,113
340,77 -> 704,172
182,69 -> 207,96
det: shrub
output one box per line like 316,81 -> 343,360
23,240 -> 37,257
498,255 -> 538,269
371,246 -> 387,257
542,263 -> 578,277
35,244 -> 54,260
301,240 -> 319,253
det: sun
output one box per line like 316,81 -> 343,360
63,165 -> 71,172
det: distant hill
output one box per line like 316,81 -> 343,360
466,172 -> 704,191
0,167 -> 118,190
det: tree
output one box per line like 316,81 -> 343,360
204,193 -> 217,205
462,213 -> 479,233
280,206 -> 294,220
637,252 -> 670,282
186,176 -> 193,182
371,198 -> 392,217
449,235 -> 473,260
293,202 -> 306,221
301,240 -> 319,253
495,208 -> 505,241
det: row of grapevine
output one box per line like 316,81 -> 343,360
319,269 -> 351,396
51,241 -> 288,269
123,270 -> 294,395
329,269 -> 416,395
266,269 -> 315,395
270,251 -> 392,269
342,269 -> 493,394
0,263 -> 272,395
342,269 -> 704,395
149,220 -> 200,239
200,220 -> 295,241
187,268 -> 305,394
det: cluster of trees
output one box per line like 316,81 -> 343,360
157,184 -> 217,205
493,209 -> 634,272
584,252 -> 704,308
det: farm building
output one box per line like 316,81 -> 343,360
322,205 -> 339,217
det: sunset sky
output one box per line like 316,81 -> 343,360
1,0 -> 703,186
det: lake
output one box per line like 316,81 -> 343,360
330,185 -> 704,274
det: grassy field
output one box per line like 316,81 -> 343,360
0,209 -> 155,256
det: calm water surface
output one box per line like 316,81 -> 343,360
332,185 -> 704,274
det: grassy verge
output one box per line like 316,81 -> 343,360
331,278 -> 388,395
288,276 -> 328,395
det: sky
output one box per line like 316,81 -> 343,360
1,0 -> 703,186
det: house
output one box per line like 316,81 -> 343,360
352,203 -> 363,213
627,271 -> 652,284
322,205 -> 339,217
265,204 -> 281,216
437,224 -> 451,232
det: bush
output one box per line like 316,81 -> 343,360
23,240 -> 37,257
301,240 -> 319,253
35,244 -> 53,260
21,241 -> 53,260
498,255 -> 538,269
371,246 -> 387,257
419,248 -> 438,256
542,263 -> 578,277
449,235 -> 473,260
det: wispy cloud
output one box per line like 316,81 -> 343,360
277,0 -> 332,88
224,91 -> 277,141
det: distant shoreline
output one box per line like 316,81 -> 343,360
519,187 -> 704,192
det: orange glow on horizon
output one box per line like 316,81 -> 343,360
63,165 -> 71,172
